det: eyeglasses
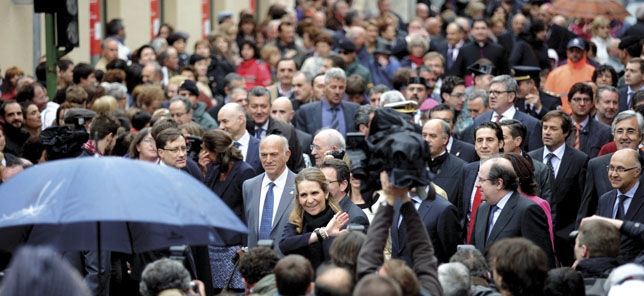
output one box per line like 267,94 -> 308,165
570,97 -> 592,103
161,145 -> 189,153
489,90 -> 511,96
450,93 -> 465,98
310,144 -> 323,151
606,165 -> 640,173
141,138 -> 154,144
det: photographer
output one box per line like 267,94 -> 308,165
140,258 -> 205,296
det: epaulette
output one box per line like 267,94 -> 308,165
543,90 -> 561,98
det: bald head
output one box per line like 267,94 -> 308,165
271,97 -> 295,123
218,103 -> 247,139
315,267 -> 353,296
511,14 -> 527,35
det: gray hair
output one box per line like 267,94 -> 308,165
248,86 -> 272,102
145,62 -> 164,78
438,262 -> 471,296
490,75 -> 518,94
354,105 -> 378,130
315,128 -> 346,150
596,86 -> 619,103
169,95 -> 192,112
230,87 -> 247,98
467,89 -> 489,107
139,258 -> 191,296
149,37 -> 168,54
324,67 -> 347,84
369,84 -> 390,96
294,71 -> 313,84
379,90 -> 405,107
224,73 -> 244,89
611,110 -> 644,137
101,82 -> 127,100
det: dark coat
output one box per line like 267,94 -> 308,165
339,196 -> 370,231
470,191 -> 555,267
529,145 -> 588,266
464,110 -> 543,151
598,183 -> 644,261
434,153 -> 467,206
293,100 -> 360,136
450,41 -> 510,77
450,138 -> 479,163
247,118 -> 305,173
513,90 -> 562,120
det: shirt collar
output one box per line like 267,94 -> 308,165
544,143 -> 566,160
262,167 -> 290,186
495,190 -> 514,210
620,181 -> 640,196
238,130 -> 251,146
573,116 -> 590,128
492,106 -> 516,121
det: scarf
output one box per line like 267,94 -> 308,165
81,140 -> 102,156
410,54 -> 424,67
429,152 -> 449,174
302,205 -> 335,268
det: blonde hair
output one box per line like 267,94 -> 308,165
592,16 -> 611,37
289,168 -> 342,233
91,95 -> 118,114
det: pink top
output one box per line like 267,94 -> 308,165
524,194 -> 555,250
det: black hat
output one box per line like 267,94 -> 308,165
63,108 -> 96,125
407,76 -> 429,88
189,54 -> 207,65
167,32 -> 189,46
373,43 -> 392,56
619,35 -> 640,50
337,37 -> 357,53
179,80 -> 199,97
512,65 -> 541,82
468,62 -> 496,76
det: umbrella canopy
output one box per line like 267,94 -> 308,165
0,157 -> 247,253
549,0 -> 630,19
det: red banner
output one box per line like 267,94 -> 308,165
202,0 -> 210,39
89,0 -> 101,56
151,0 -> 160,40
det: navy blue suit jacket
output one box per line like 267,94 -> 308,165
460,162 -> 480,229
598,183 -> 644,261
245,136 -> 263,175
293,100 -> 360,136
463,110 -> 543,152
577,118 -> 612,158
434,153 -> 467,207
391,196 -> 462,265
619,87 -> 629,112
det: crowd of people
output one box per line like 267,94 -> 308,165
2,0 -> 644,295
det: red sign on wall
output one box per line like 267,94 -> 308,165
151,0 -> 160,40
202,0 -> 210,39
89,0 -> 101,56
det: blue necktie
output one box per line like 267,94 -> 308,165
487,205 -> 499,240
233,141 -> 241,149
616,194 -> 629,220
255,127 -> 264,139
447,47 -> 454,69
259,182 -> 275,240
331,107 -> 340,130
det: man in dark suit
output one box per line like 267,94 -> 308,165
245,86 -> 305,173
470,157 -> 554,266
566,83 -> 612,158
576,111 -> 644,227
293,67 -> 360,137
391,184 -> 462,265
528,110 -> 588,266
319,159 -> 369,230
450,18 -> 510,79
271,96 -> 313,167
500,119 -> 553,202
597,148 -> 644,261
218,103 -> 262,174
512,66 -> 562,120
463,75 -> 543,152
423,119 -> 467,205
431,103 -> 479,163
497,14 -> 527,56
619,58 -> 644,111
442,22 -> 466,73
461,122 -> 505,244
242,135 -> 296,256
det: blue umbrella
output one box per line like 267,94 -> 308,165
0,157 -> 247,253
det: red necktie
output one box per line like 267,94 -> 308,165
574,123 -> 581,149
467,188 -> 482,243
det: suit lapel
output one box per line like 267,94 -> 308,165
487,192 -> 519,243
249,176 -> 263,233
272,171 -> 296,231
475,203 -> 490,250
391,199 -> 404,253
625,183 -> 644,221
555,146 -> 574,183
